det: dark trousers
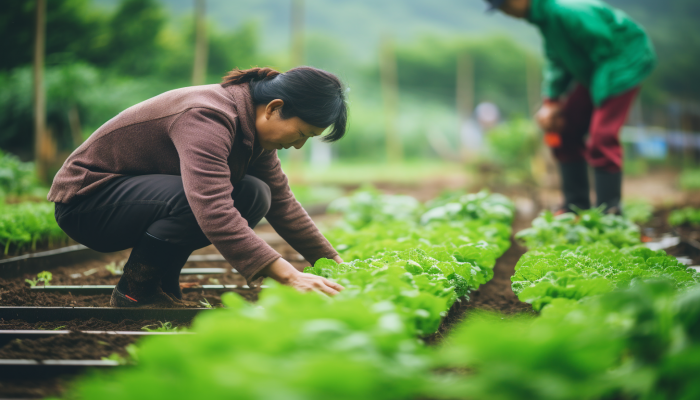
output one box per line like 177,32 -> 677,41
55,174 -> 272,254
554,85 -> 639,173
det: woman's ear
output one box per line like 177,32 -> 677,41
264,99 -> 285,120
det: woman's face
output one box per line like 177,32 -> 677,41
255,100 -> 325,151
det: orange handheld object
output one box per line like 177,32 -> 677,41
544,132 -> 562,148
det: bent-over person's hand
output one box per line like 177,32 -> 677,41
262,257 -> 345,296
535,101 -> 565,132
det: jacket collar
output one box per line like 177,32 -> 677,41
222,83 -> 256,149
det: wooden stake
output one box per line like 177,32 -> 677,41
191,0 -> 208,86
68,106 -> 83,147
33,0 -> 47,183
380,37 -> 402,163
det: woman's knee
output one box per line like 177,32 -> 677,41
233,175 -> 271,227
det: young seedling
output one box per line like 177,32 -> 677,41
141,321 -> 183,332
104,262 -> 122,275
25,271 -> 53,287
199,298 -> 213,309
102,344 -> 139,365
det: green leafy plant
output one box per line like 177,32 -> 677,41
25,271 -> 53,287
327,186 -> 423,230
622,198 -> 654,224
679,169 -> 700,190
515,206 -> 641,249
59,189 -> 515,400
0,149 -> 47,200
485,118 -> 539,172
511,243 -> 699,311
669,207 -> 700,227
434,280 -> 700,400
0,201 -> 69,255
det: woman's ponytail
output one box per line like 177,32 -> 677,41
221,66 -> 348,142
221,67 -> 281,87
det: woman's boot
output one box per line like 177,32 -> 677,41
111,233 -> 200,308
558,161 -> 591,212
594,168 -> 623,215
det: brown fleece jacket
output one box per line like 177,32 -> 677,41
47,83 -> 338,282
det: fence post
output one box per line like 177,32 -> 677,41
33,0 -> 48,183
380,37 -> 402,163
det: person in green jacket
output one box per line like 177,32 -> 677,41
486,0 -> 656,213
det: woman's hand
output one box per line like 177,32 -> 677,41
535,101 -> 565,132
332,255 -> 344,264
262,257 -> 345,296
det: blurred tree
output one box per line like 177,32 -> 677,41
206,22 -> 258,77
0,0 -> 100,71
384,35 -> 539,117
609,0 -> 700,104
98,0 -> 167,76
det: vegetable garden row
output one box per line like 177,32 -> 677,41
36,190 -> 699,400
1,152 -> 699,400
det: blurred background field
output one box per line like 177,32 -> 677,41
1,0 -> 699,210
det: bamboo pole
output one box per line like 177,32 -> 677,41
68,106 -> 83,147
191,0 -> 208,86
380,37 -> 402,163
33,0 -> 47,183
456,52 -> 474,160
291,0 -> 304,67
525,55 -> 541,116
287,0 -> 306,176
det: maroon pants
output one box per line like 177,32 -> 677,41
554,85 -> 639,173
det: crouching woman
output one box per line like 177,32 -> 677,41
48,66 -> 346,308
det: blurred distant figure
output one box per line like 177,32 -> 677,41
475,101 -> 501,131
460,102 -> 501,157
485,0 -> 656,214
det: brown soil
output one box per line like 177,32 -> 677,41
640,207 -> 700,265
0,276 -> 260,308
423,215 -> 536,345
0,378 -> 66,399
0,331 -> 136,360
0,228 -> 305,308
0,331 -> 138,399
464,237 -> 534,315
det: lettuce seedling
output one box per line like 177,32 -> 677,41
25,270 -> 52,287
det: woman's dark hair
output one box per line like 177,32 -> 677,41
221,67 -> 347,142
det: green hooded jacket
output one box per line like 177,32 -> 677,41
527,0 -> 656,106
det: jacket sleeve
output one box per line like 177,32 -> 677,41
555,5 -> 616,104
542,50 -> 574,101
169,108 -> 281,283
247,149 -> 339,266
